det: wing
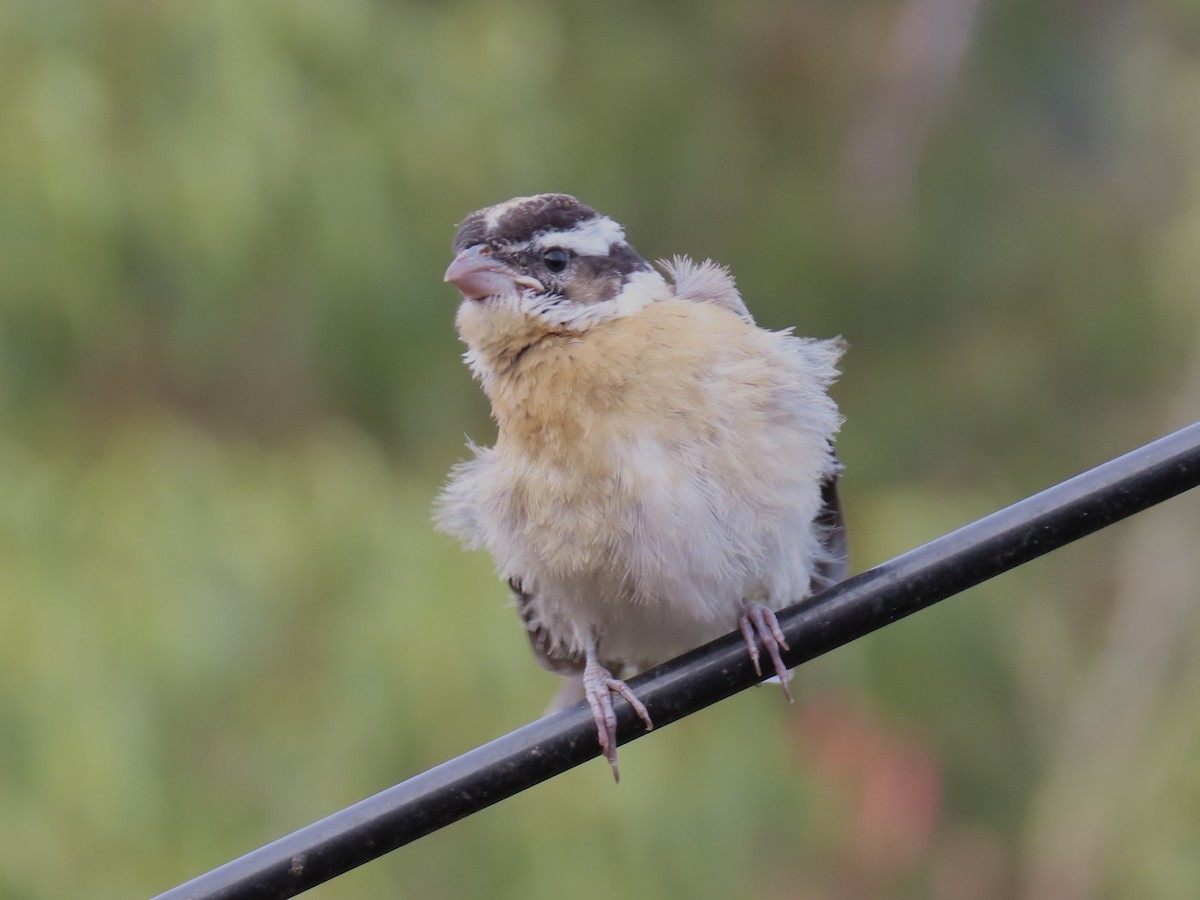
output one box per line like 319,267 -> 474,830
811,461 -> 849,590
507,577 -> 585,677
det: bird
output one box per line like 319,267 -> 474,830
436,193 -> 847,780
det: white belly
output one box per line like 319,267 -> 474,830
502,431 -> 825,669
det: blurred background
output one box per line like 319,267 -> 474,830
2,1 -> 1199,898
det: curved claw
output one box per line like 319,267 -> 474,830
582,655 -> 653,782
739,602 -> 793,703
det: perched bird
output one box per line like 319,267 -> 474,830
437,193 -> 847,780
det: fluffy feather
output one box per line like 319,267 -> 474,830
438,264 -> 843,669
661,255 -> 754,322
438,194 -> 847,776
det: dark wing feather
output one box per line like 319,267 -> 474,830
507,577 -> 585,676
811,461 -> 849,589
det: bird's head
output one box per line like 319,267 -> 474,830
444,194 -> 664,366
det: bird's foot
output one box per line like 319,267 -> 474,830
582,656 -> 653,783
738,601 -> 793,702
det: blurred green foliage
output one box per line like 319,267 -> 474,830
2,1 -> 1199,898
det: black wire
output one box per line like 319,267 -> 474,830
152,422 -> 1200,900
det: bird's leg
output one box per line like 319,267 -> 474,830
582,645 -> 653,782
738,601 -> 793,702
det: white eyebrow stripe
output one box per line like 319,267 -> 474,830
533,216 -> 627,256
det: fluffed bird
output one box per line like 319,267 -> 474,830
437,193 -> 847,780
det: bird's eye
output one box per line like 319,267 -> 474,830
542,248 -> 571,274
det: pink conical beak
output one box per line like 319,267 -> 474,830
444,245 -> 542,301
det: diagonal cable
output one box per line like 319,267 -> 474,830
153,423 -> 1200,900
